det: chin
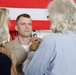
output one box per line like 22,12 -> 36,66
23,35 -> 30,38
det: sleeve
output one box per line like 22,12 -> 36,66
22,51 -> 35,72
24,37 -> 57,75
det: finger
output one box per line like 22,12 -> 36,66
31,37 -> 41,43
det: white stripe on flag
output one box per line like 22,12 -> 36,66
7,8 -> 49,20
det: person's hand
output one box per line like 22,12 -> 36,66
31,37 -> 41,44
30,37 -> 41,51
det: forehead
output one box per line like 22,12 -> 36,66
17,16 -> 32,23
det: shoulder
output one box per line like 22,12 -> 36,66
3,37 -> 18,49
5,37 -> 18,45
41,32 -> 67,46
42,33 -> 57,42
42,32 -> 67,41
4,40 -> 15,47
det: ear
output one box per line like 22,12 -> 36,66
15,25 -> 18,31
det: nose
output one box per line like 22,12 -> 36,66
25,24 -> 29,28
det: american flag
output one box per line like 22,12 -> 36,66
0,0 -> 76,39
0,0 -> 53,31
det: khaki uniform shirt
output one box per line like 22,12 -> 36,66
4,37 -> 28,75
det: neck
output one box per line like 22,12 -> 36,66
18,35 -> 31,45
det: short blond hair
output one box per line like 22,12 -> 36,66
48,0 -> 76,33
0,8 -> 10,44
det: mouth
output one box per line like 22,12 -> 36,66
25,30 -> 30,32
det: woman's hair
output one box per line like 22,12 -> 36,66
0,8 -> 10,45
48,0 -> 76,33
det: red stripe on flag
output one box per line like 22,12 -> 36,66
32,20 -> 51,30
9,20 -> 51,31
0,0 -> 52,8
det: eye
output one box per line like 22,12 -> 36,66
28,23 -> 32,26
21,23 -> 26,25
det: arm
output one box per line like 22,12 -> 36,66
11,65 -> 17,75
25,37 -> 56,75
22,51 -> 35,72
0,47 -> 18,75
10,53 -> 18,75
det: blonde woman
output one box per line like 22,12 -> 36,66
24,0 -> 76,75
0,8 -> 10,45
0,8 -> 17,75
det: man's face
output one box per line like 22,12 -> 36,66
16,16 -> 32,38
